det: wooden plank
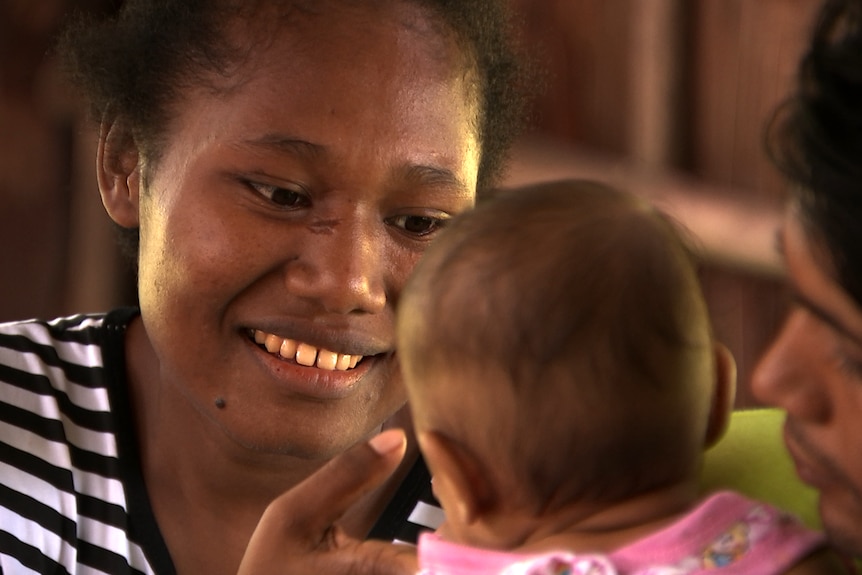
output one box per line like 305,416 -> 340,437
502,136 -> 782,276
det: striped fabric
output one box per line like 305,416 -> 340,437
0,309 -> 443,574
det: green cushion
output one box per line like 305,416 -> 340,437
699,408 -> 821,529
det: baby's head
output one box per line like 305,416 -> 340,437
397,179 -> 735,544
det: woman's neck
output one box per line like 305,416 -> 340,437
123,316 -> 420,573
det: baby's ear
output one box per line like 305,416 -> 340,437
97,115 -> 142,229
418,431 -> 497,527
704,342 -> 737,448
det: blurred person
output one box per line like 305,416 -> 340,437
753,0 -> 862,563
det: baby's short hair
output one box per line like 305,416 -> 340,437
399,180 -> 717,510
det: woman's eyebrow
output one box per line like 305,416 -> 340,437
236,135 -> 325,158
401,164 -> 472,195
792,289 -> 862,348
234,136 -> 473,196
775,227 -> 862,346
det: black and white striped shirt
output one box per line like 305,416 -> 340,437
0,308 -> 442,574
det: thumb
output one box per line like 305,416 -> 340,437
257,429 -> 408,550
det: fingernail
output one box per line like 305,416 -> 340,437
369,429 -> 405,455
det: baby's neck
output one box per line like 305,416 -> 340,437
473,481 -> 701,555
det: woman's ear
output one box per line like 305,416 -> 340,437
418,430 -> 497,528
704,342 -> 737,448
97,115 -> 142,228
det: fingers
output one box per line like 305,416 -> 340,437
266,429 -> 408,548
355,540 -> 419,575
238,430 -> 409,575
314,539 -> 419,575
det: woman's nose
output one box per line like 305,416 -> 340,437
751,311 -> 832,423
282,223 -> 388,315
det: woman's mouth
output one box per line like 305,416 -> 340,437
250,329 -> 364,371
782,423 -> 841,491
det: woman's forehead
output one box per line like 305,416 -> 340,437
200,0 -> 479,117
145,3 -> 482,197
225,0 -> 464,57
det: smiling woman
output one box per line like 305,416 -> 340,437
0,1 -> 526,574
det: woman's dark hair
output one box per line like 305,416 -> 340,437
766,0 -> 862,304
57,0 -> 528,257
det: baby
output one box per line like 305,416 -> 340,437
395,180 -> 849,574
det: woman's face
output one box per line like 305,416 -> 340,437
752,206 -> 862,556
128,2 -> 480,459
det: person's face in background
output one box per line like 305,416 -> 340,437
122,1 -> 481,459
752,205 -> 862,556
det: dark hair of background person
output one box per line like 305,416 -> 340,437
766,0 -> 862,305
55,0 -> 529,261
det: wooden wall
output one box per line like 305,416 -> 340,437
505,0 -> 822,406
0,0 -> 128,322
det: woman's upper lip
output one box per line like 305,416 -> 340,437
783,424 -> 808,464
782,423 -> 831,488
783,435 -> 810,470
243,322 -> 392,357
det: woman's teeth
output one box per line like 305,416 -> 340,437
252,329 -> 362,371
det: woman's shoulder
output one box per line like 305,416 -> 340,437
0,312 -> 105,346
0,310 -> 133,385
0,306 -> 138,366
0,307 -> 140,434
0,307 -> 157,575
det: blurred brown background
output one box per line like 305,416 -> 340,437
0,0 -> 820,406
0,0 -> 129,322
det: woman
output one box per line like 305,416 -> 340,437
752,0 -> 862,560
0,1 -> 525,573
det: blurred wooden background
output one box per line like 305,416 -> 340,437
501,0 -> 820,407
0,0 -> 821,406
0,0 -> 128,323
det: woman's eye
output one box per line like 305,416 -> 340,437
247,181 -> 308,208
837,353 -> 862,379
387,214 -> 448,237
834,339 -> 862,379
